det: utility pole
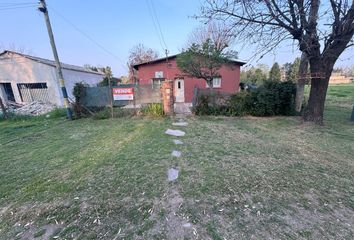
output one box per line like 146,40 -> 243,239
38,0 -> 72,120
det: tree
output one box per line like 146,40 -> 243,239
85,66 -> 114,87
176,39 -> 236,88
186,21 -> 235,51
269,62 -> 281,81
127,44 -> 159,83
200,0 -> 354,124
240,66 -> 268,85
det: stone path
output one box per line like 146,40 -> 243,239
165,129 -> 185,137
163,116 -> 196,238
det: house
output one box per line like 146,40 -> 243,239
329,72 -> 352,84
0,50 -> 104,106
133,54 -> 246,105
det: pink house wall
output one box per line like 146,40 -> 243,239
135,57 -> 242,103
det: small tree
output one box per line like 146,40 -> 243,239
269,62 -> 281,81
176,39 -> 236,88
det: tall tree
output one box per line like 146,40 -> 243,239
127,44 -> 159,83
187,21 -> 235,51
200,0 -> 354,124
269,62 -> 281,81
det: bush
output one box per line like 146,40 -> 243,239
92,108 -> 111,120
194,80 -> 296,117
249,80 -> 296,116
141,103 -> 164,117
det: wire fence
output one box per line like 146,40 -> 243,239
81,84 -> 162,108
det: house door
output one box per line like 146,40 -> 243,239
174,79 -> 185,102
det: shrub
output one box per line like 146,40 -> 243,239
194,80 -> 296,117
249,80 -> 296,116
141,103 -> 164,117
227,91 -> 252,116
73,82 -> 87,118
92,108 -> 111,120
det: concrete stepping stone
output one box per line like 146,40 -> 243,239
171,150 -> 181,157
165,129 -> 185,137
173,139 -> 184,145
172,122 -> 188,126
182,223 -> 192,228
168,168 -> 179,181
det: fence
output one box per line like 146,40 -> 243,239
192,87 -> 233,108
81,84 -> 161,108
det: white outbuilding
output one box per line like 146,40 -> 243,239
0,50 -> 104,106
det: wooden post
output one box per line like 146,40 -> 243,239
109,77 -> 114,118
0,97 -> 7,119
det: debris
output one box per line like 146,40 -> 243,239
171,150 -> 181,157
173,139 -> 184,145
165,129 -> 185,137
168,168 -> 179,181
13,101 -> 56,116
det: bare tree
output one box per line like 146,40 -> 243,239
186,21 -> 235,51
127,44 -> 159,83
200,0 -> 354,124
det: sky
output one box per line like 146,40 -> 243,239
0,0 -> 353,76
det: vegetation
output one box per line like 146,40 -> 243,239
200,0 -> 354,124
140,103 -> 164,117
0,84 -> 353,239
128,44 -> 159,83
269,62 -> 281,82
195,80 -> 297,117
177,39 -> 236,88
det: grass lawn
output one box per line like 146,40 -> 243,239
0,84 -> 353,239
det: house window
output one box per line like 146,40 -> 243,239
152,78 -> 165,88
206,77 -> 222,88
155,71 -> 164,78
17,83 -> 50,102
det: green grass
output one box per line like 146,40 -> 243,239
0,84 -> 353,239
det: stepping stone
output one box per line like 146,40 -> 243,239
182,223 -> 192,228
168,168 -> 179,181
172,122 -> 188,126
171,150 -> 181,157
165,129 -> 185,137
173,139 -> 184,145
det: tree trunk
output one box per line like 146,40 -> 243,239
0,97 -> 7,119
304,59 -> 334,125
304,77 -> 329,124
295,53 -> 308,113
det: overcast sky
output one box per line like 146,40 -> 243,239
1,0 -> 353,76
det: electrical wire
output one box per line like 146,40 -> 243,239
145,0 -> 168,52
46,5 -> 127,73
149,0 -> 168,50
0,5 -> 37,11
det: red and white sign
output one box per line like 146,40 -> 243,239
112,88 -> 134,100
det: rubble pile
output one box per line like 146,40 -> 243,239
14,101 -> 56,116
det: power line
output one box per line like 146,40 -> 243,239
0,5 -> 37,11
45,5 -> 127,73
149,0 -> 168,50
145,0 -> 168,52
